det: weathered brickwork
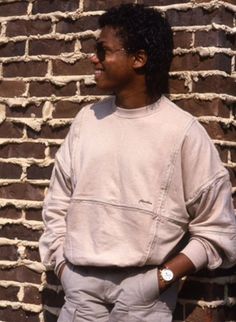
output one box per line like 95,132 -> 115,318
0,0 -> 235,321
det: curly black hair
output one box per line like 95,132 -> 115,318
99,3 -> 173,98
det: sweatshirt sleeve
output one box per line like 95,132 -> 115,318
39,120 -> 76,273
179,120 -> 236,270
181,175 -> 236,270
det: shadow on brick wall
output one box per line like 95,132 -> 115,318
41,271 -> 64,322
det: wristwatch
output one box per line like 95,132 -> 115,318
159,266 -> 174,284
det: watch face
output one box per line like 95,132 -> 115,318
161,268 -> 174,282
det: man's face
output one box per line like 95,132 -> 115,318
91,26 -> 135,93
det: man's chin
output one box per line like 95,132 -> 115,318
95,82 -> 114,94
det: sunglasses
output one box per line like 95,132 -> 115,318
94,42 -> 127,61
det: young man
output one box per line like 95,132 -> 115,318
39,4 -> 236,322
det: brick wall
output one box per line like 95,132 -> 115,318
0,0 -> 235,321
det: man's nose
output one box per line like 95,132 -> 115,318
90,53 -> 99,64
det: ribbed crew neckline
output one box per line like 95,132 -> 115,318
113,96 -> 163,118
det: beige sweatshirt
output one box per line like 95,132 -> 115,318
39,96 -> 236,273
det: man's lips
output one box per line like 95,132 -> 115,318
94,69 -> 104,78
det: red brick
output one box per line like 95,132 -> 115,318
223,0 -> 236,3
84,0 -> 134,11
53,101 -> 83,118
27,164 -> 54,180
29,81 -> 76,97
32,0 -> 79,14
228,283 -> 236,297
25,208 -> 42,221
233,191 -> 236,208
201,121 -> 236,141
0,206 -> 22,220
81,37 -> 96,54
138,0 -> 189,4
0,285 -> 19,301
195,30 -> 235,49
0,142 -> 45,158
227,166 -> 236,187
0,81 -> 26,97
1,223 -> 43,241
24,286 -> 41,304
215,145 -> 228,163
171,53 -> 231,73
27,124 -> 70,139
0,121 -> 24,138
42,288 -> 64,307
185,305 -> 216,322
53,59 -> 93,75
0,246 -> 18,261
0,2 -> 28,17
185,305 -> 236,322
175,98 -> 230,118
3,61 -> 48,77
193,76 -> 235,95
0,183 -> 45,201
6,19 -> 52,37
43,310 -> 58,322
49,145 -> 60,158
179,280 -> 224,301
56,16 -> 99,33
173,31 -> 192,49
195,266 -> 236,278
0,266 -> 41,284
221,306 -> 236,321
231,148 -> 236,163
45,271 -> 60,285
166,7 -> 234,27
0,308 -> 40,322
6,103 -> 43,118
29,39 -> 75,55
169,76 -> 188,94
0,163 -> 22,179
25,247 -> 41,262
0,41 -> 25,57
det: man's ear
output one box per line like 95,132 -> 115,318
132,50 -> 147,69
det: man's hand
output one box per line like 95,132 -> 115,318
158,253 -> 196,293
57,261 -> 67,280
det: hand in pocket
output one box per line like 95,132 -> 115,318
119,268 -> 159,306
58,262 -> 67,280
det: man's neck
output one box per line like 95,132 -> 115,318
115,90 -> 159,109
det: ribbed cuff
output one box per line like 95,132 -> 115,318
54,246 -> 66,276
55,260 -> 66,277
180,239 -> 208,271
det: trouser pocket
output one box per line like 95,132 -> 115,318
141,267 -> 159,304
119,267 -> 159,307
60,263 -> 74,293
58,301 -> 77,322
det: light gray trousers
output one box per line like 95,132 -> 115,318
58,263 -> 178,322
